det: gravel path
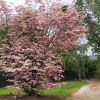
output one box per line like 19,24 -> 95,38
67,81 -> 100,100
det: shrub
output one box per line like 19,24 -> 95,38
61,52 -> 97,80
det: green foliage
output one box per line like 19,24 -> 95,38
95,65 -> 100,79
42,81 -> 86,97
0,71 -> 13,88
76,0 -> 100,20
84,57 -> 97,78
62,50 -> 100,80
0,32 -> 6,46
85,0 -> 100,18
85,14 -> 100,53
75,0 -> 100,54
75,0 -> 100,77
60,45 -> 99,80
62,53 -> 89,80
94,56 -> 100,79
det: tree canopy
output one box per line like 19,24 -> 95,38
0,0 -> 87,95
75,0 -> 100,54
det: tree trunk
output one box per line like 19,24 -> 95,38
78,73 -> 81,80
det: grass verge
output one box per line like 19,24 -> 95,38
42,81 -> 86,97
0,88 -> 16,95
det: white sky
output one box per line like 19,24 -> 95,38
5,0 -> 25,6
5,0 -> 74,6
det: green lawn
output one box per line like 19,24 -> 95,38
42,81 -> 86,97
0,88 -> 16,95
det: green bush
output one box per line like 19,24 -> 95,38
61,52 -> 98,80
0,70 -> 13,88
94,56 -> 100,79
95,65 -> 100,79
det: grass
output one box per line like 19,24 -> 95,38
0,81 -> 86,97
42,81 -> 86,97
0,88 -> 16,95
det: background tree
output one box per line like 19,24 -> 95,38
94,55 -> 100,79
61,43 -> 97,80
75,0 -> 100,54
61,44 -> 89,80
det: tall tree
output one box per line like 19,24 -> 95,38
75,0 -> 100,54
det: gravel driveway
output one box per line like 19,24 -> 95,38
67,80 -> 100,100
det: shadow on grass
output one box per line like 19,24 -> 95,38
0,95 -> 62,100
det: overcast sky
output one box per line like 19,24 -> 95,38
5,0 -> 24,6
5,0 -> 74,6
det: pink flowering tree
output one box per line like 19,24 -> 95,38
0,0 -> 87,95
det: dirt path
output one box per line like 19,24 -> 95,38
67,80 -> 100,100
